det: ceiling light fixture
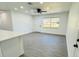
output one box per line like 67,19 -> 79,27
40,2 -> 43,4
14,8 -> 18,10
46,7 -> 50,10
20,6 -> 24,9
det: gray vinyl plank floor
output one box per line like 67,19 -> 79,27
22,32 -> 68,57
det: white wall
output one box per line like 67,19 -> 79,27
11,11 -> 33,33
0,11 -> 68,35
34,12 -> 68,35
66,3 -> 79,57
0,11 -> 12,30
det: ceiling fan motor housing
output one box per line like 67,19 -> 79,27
37,8 -> 42,13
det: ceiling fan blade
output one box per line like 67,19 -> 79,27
41,11 -> 47,12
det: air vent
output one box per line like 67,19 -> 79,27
28,2 -> 32,5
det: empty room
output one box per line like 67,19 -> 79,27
0,2 -> 79,57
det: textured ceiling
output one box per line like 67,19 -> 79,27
0,2 -> 72,15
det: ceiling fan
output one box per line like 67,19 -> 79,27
36,8 -> 47,13
27,2 -> 47,14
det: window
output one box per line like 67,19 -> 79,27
42,18 -> 60,28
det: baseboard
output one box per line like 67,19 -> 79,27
33,31 -> 66,36
23,31 -> 34,35
19,54 -> 24,57
24,31 -> 66,36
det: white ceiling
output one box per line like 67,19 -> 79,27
0,2 -> 72,15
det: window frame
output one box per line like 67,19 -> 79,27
42,17 -> 60,29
